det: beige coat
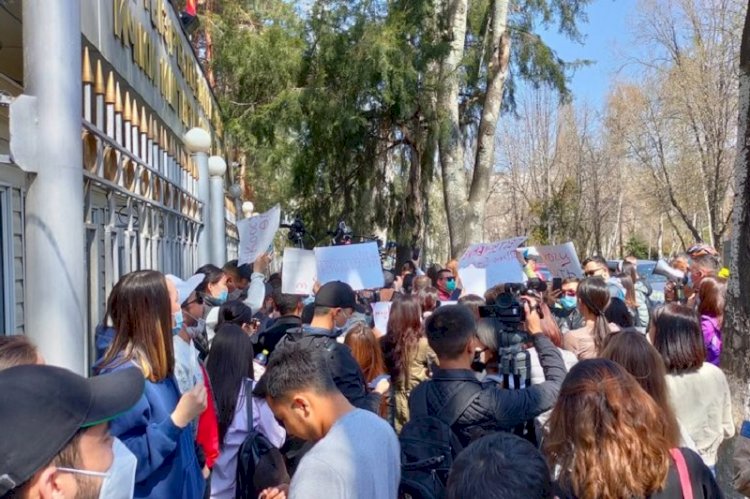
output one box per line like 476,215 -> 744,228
392,337 -> 437,432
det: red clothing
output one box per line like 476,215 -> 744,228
196,363 -> 220,468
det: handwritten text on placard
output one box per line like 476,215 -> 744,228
237,205 -> 281,265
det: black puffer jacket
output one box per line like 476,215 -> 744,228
408,335 -> 566,447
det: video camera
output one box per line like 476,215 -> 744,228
329,220 -> 353,246
478,279 -> 547,346
477,279 -> 546,446
280,217 -> 306,247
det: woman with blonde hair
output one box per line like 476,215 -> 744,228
544,359 -> 719,498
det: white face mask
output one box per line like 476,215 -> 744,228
185,318 -> 206,340
57,438 -> 137,499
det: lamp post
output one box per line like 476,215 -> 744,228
242,201 -> 255,219
228,183 -> 242,221
183,128 -> 211,267
208,156 -> 227,265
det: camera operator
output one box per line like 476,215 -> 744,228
408,300 -> 566,448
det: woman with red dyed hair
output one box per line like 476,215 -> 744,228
544,359 -> 720,498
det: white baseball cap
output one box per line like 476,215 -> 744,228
166,273 -> 205,305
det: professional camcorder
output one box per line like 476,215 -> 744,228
280,217 -> 306,247
330,220 -> 353,245
477,279 -> 546,445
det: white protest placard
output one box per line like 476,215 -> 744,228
281,248 -> 317,295
314,242 -> 384,291
457,236 -> 527,296
237,205 -> 281,265
536,242 -> 584,279
371,301 -> 393,335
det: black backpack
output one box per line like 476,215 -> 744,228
398,381 -> 483,499
235,380 -> 289,499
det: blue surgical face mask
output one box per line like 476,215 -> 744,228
172,310 -> 184,335
446,279 -> 457,292
560,296 -> 577,310
215,290 -> 229,305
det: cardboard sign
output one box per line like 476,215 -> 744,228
458,237 -> 527,295
281,248 -> 317,295
314,242 -> 384,291
371,301 -> 393,335
536,242 -> 584,279
237,205 -> 281,265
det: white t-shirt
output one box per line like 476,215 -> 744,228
666,362 -> 734,466
289,409 -> 400,499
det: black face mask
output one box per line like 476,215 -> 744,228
471,352 -> 486,373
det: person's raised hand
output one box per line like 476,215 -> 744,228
394,275 -> 403,292
171,383 -> 208,428
254,252 -> 272,275
374,377 -> 391,395
521,297 -> 543,335
259,484 -> 289,499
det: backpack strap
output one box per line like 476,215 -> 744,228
669,448 -> 693,499
436,382 -> 483,427
244,379 -> 254,432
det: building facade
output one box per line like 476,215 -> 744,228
0,0 -> 240,373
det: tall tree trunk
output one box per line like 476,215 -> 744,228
439,0 -> 511,258
465,0 -> 511,251
719,2 -> 750,494
437,0 -> 469,257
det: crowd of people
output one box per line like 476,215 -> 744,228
0,242 -> 748,499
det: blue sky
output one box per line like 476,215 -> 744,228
537,0 -> 638,110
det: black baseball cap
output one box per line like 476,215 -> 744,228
314,281 -> 357,309
0,365 -> 145,494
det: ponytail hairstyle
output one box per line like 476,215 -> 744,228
577,276 -> 611,352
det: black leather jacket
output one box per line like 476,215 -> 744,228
408,335 -> 566,447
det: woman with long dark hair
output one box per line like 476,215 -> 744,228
381,295 -> 436,430
600,329 -> 694,448
563,276 -> 615,360
544,359 -> 719,498
207,324 -> 285,499
621,261 -> 650,330
217,300 -> 257,336
697,277 -> 726,365
652,304 -> 734,471
97,270 -> 207,498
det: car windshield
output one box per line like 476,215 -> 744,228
638,262 -> 667,282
